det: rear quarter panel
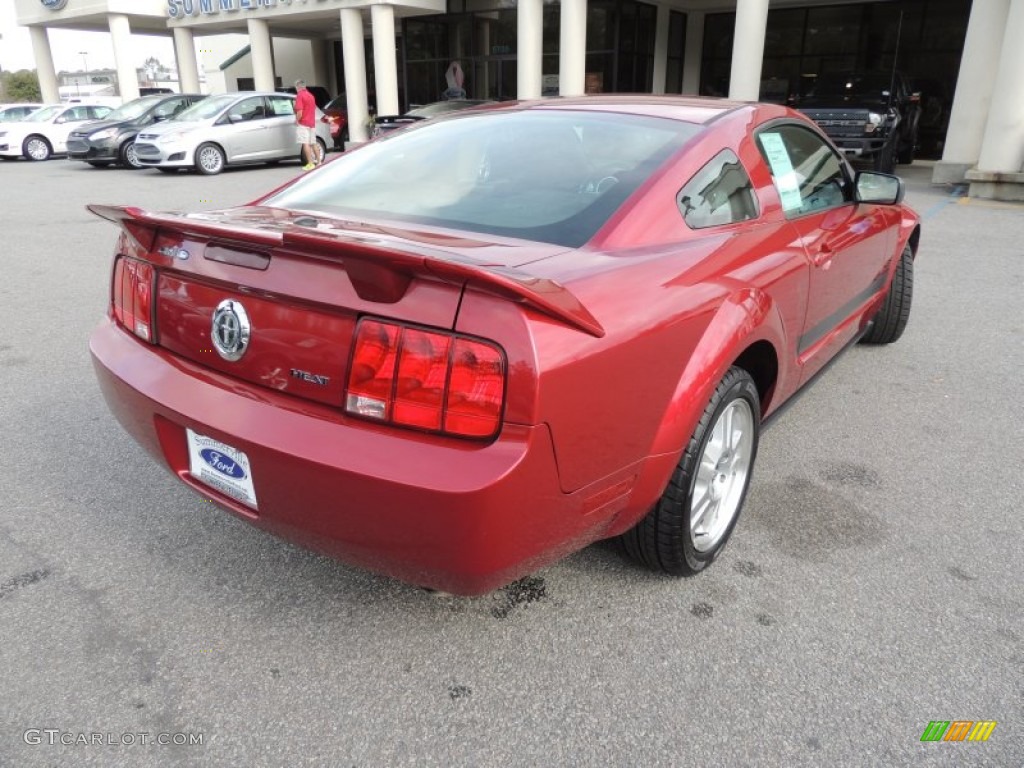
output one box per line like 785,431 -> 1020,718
456,108 -> 813,502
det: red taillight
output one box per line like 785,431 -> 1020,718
112,256 -> 154,342
346,318 -> 505,439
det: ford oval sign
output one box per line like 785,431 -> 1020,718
199,449 -> 246,480
41,0 -> 69,10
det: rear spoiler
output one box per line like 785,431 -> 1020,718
88,204 -> 605,338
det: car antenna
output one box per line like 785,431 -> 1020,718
887,10 -> 904,112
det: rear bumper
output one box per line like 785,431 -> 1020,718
89,318 -> 616,594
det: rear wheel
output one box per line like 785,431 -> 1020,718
315,137 -> 327,164
120,139 -> 142,169
622,367 -> 760,575
861,244 -> 913,344
23,135 -> 52,161
195,142 -> 225,175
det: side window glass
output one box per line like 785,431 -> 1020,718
67,107 -> 90,121
268,96 -> 296,117
153,98 -> 186,119
757,124 -> 850,217
227,97 -> 265,122
677,149 -> 759,229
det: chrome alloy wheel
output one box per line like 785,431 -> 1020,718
689,398 -> 755,553
124,142 -> 140,168
197,145 -> 224,174
25,137 -> 50,161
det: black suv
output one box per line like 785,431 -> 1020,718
799,72 -> 921,174
67,93 -> 205,169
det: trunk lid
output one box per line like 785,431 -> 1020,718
90,204 -> 602,406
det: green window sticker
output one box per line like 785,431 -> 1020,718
759,132 -> 803,213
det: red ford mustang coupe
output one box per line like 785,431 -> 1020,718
90,96 -> 918,595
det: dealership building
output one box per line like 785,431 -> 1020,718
13,0 -> 1024,199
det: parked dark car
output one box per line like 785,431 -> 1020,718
911,77 -> 952,159
320,93 -> 361,150
67,93 -> 206,169
799,71 -> 921,173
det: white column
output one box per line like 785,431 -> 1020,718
652,4 -> 670,95
172,27 -> 201,94
311,39 -> 329,89
559,0 -> 586,96
28,27 -> 59,104
108,14 -> 139,102
682,11 -> 703,95
248,18 -> 275,91
340,8 -> 370,144
934,0 -> 1010,183
517,0 -> 542,99
371,5 -> 399,116
728,0 -> 768,101
976,1 -> 1024,173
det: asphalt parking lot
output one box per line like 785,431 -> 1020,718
0,153 -> 1022,768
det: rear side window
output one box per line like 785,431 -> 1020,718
677,150 -> 759,229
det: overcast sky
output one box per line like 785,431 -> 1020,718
0,1 -> 176,74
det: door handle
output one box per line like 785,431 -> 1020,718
811,241 -> 834,267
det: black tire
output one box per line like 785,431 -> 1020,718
861,244 -> 914,345
119,139 -> 142,169
194,142 -> 225,175
23,135 -> 52,161
872,143 -> 895,174
621,367 -> 760,575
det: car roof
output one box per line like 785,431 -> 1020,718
503,95 -> 748,125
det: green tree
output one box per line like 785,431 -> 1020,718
4,70 -> 42,102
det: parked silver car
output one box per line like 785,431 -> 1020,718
133,92 -> 331,174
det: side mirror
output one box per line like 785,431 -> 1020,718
152,114 -> 168,123
855,171 -> 905,205
55,116 -> 67,124
228,113 -> 244,124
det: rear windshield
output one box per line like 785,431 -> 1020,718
265,110 -> 698,247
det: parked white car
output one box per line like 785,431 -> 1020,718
134,91 -> 331,174
0,104 -> 44,123
0,103 -> 113,161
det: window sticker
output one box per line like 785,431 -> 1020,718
759,132 -> 803,212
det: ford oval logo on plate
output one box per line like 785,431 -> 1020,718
199,448 -> 246,480
186,430 -> 258,509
